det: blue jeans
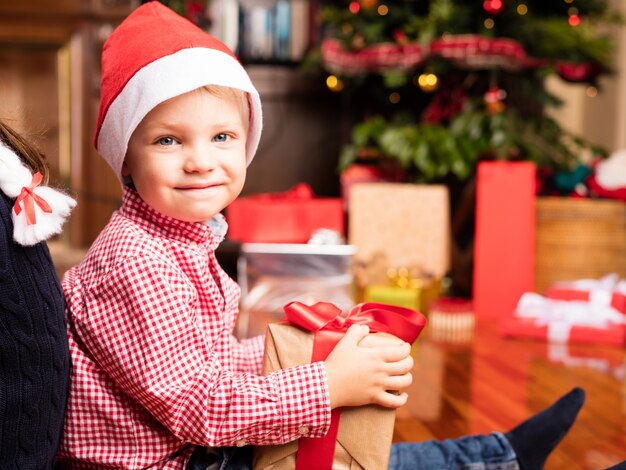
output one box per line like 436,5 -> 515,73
187,432 -> 519,470
388,432 -> 519,470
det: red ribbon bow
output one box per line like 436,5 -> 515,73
13,172 -> 52,225
282,301 -> 427,470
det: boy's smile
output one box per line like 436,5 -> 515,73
122,88 -> 248,223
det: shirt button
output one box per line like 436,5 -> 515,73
235,439 -> 247,447
189,242 -> 198,248
298,425 -> 310,435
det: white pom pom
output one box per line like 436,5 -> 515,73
12,186 -> 77,246
0,140 -> 76,246
596,150 -> 626,190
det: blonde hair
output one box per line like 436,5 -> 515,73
0,121 -> 49,184
202,85 -> 250,131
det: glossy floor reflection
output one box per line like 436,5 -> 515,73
394,320 -> 626,469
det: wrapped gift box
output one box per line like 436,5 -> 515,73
545,275 -> 626,314
500,292 -> 626,346
362,274 -> 441,313
500,316 -> 626,346
253,301 -> 426,470
545,287 -> 626,314
253,322 -> 397,470
236,243 -> 356,338
364,284 -> 421,311
226,184 -> 344,243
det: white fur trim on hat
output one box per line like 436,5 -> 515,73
0,141 -> 76,246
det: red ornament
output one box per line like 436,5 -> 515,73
484,86 -> 507,114
556,62 -> 601,82
483,0 -> 503,15
393,29 -> 409,45
422,87 -> 468,124
349,1 -> 361,14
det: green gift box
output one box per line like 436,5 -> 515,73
363,284 -> 421,311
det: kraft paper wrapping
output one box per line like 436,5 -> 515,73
348,183 -> 450,278
252,322 -> 397,470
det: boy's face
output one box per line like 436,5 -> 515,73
122,88 -> 248,223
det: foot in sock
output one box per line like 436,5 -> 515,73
605,461 -> 626,470
504,387 -> 585,470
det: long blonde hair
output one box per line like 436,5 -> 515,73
0,121 -> 49,184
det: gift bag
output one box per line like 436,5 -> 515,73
473,161 -> 536,319
348,183 -> 450,279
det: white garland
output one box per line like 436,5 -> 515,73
0,141 -> 76,246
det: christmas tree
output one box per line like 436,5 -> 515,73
316,0 -> 623,295
318,0 -> 622,182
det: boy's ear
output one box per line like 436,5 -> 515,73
121,160 -> 130,177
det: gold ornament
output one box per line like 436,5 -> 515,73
416,73 -> 439,92
351,33 -> 365,49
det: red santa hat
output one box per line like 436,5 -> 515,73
95,1 -> 262,182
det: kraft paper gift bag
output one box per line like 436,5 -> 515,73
348,183 -> 450,279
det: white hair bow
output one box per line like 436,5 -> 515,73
0,141 -> 76,246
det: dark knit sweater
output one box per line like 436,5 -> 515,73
0,191 -> 70,469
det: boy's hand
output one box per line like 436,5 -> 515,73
324,324 -> 413,410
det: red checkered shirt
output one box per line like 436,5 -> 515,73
58,188 -> 331,469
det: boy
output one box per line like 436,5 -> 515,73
57,2 -> 585,469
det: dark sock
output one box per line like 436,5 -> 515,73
504,387 -> 585,470
605,461 -> 626,470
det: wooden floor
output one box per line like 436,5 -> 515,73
394,320 -> 626,470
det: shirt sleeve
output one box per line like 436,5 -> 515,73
230,334 -> 265,375
72,255 -> 331,447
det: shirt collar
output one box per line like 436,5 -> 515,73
119,187 -> 227,248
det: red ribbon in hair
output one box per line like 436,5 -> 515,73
13,172 -> 52,225
282,301 -> 427,470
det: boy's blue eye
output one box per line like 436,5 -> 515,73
157,136 -> 176,146
213,133 -> 229,143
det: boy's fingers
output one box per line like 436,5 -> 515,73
385,355 -> 414,375
343,323 -> 370,345
375,391 -> 408,409
383,372 -> 413,391
379,342 -> 412,362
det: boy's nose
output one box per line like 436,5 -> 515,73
183,144 -> 217,173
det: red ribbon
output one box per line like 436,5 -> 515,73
13,172 -> 52,225
283,301 -> 427,470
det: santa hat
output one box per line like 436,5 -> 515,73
95,1 -> 262,182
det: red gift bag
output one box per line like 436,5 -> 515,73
473,161 -> 536,319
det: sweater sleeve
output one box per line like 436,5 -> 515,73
72,254 -> 331,447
